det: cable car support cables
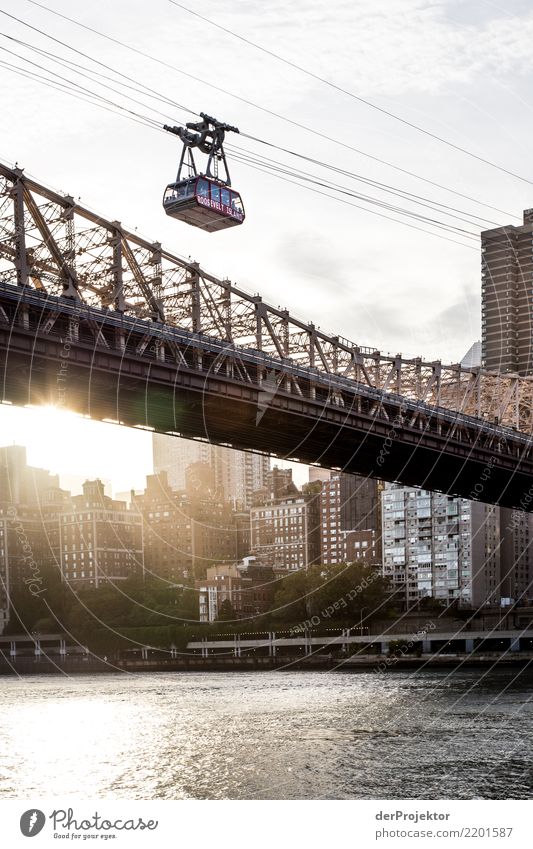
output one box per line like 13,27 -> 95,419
167,0 -> 533,188
16,0 -> 518,220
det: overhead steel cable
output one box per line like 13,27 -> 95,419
240,130 -> 519,220
18,0 -> 518,220
0,7 -> 196,117
167,0 -> 533,188
227,143 -> 498,230
0,60 -> 164,133
230,149 -> 480,239
0,26 -> 485,243
0,52 -> 484,243
0,40 -> 180,126
3,25 -> 499,233
0,32 -> 195,119
233,155 -> 478,251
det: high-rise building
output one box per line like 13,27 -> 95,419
320,473 -> 381,566
0,445 -> 61,504
152,435 -> 211,492
250,485 -> 321,572
152,434 -> 270,509
381,484 -> 501,608
480,215 -> 533,604
213,447 -> 270,509
132,471 -> 239,582
481,209 -> 533,375
60,480 -> 144,588
460,341 -> 482,369
0,446 -> 70,631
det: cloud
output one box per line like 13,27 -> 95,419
212,0 -> 533,100
433,294 -> 480,341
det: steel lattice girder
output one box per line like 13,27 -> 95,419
1,160 -> 533,433
2,286 -> 533,511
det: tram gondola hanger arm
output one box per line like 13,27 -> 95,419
164,113 -> 239,186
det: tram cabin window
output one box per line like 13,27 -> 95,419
231,193 -> 243,212
197,179 -> 209,198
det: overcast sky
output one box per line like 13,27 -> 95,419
1,0 -> 533,491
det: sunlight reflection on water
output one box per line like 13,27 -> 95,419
1,670 -> 533,799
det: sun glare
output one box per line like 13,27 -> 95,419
0,403 -> 153,494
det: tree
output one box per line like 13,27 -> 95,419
271,569 -> 310,623
217,599 -> 235,621
269,562 -> 392,627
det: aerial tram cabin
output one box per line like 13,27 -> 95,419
163,177 -> 244,233
163,113 -> 245,233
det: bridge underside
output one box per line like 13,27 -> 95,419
1,287 -> 533,512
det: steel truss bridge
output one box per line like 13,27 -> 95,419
1,161 -> 533,511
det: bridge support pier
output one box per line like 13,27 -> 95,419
422,639 -> 431,654
465,638 -> 475,653
380,641 -> 389,655
342,629 -> 349,653
269,632 -> 276,658
141,647 -> 148,660
10,640 -> 16,658
34,638 -> 41,657
59,639 -> 66,657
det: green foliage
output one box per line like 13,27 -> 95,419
387,638 -> 421,656
270,568 -> 309,622
270,561 -> 391,627
4,559 -> 393,652
6,573 -> 200,647
5,563 -> 65,635
418,595 -> 445,612
216,599 -> 235,621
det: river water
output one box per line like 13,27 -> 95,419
1,669 -> 533,799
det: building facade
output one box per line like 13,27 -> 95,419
153,433 -> 270,509
320,473 -> 381,566
381,484 -> 501,608
480,216 -> 533,604
60,480 -> 144,588
132,471 -> 240,583
481,209 -> 533,375
250,489 -> 321,571
0,446 -> 69,631
196,560 -> 275,622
